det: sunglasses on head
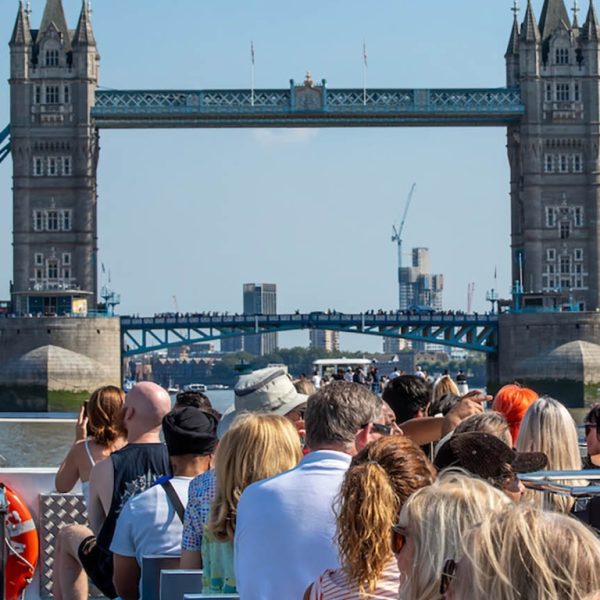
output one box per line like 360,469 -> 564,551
440,558 -> 457,595
391,524 -> 406,555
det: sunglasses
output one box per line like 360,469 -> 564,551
440,558 -> 457,595
391,524 -> 406,555
371,422 -> 392,436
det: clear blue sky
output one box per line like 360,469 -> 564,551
0,0 -> 552,351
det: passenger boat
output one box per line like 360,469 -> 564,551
182,383 -> 207,393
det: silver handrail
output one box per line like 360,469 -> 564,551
519,469 -> 600,498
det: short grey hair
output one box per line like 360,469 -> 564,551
453,411 -> 512,447
305,382 -> 383,448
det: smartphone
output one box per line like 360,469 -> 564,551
82,400 -> 89,417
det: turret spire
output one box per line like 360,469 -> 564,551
39,0 -> 70,48
10,0 -> 32,46
539,0 -> 571,40
521,0 -> 541,42
583,0 -> 600,40
572,0 -> 581,28
73,0 -> 96,47
507,1 -> 521,55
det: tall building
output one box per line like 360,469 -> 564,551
309,329 -> 340,352
399,248 -> 444,311
243,283 -> 277,355
10,0 -> 99,315
506,0 -> 600,309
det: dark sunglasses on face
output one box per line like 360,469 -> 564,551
391,524 -> 406,555
440,558 -> 457,595
371,422 -> 392,436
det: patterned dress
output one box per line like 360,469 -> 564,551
181,469 -> 217,551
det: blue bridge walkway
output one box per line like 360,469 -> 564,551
120,312 -> 499,357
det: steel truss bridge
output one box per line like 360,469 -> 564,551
92,84 -> 523,128
120,312 -> 499,358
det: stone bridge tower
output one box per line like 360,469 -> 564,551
9,0 -> 99,315
506,0 -> 600,310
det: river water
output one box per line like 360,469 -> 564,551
0,390 -> 235,468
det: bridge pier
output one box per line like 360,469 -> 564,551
488,312 -> 600,408
0,317 -> 120,411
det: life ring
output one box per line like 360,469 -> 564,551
1,483 -> 39,600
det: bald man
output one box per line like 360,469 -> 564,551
53,383 -> 172,600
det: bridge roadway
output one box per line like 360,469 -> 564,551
92,86 -> 524,129
120,312 -> 499,357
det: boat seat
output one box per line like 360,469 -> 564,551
159,569 -> 203,600
141,554 -> 180,600
39,492 -> 104,598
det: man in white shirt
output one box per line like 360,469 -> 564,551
111,406 -> 218,600
234,381 -> 384,600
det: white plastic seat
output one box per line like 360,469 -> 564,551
159,569 -> 203,600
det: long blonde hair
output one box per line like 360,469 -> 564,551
336,436 -> 435,593
206,413 -> 302,542
454,505 -> 600,600
397,470 -> 509,600
432,375 -> 459,405
516,397 -> 584,512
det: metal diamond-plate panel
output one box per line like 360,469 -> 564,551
39,494 -> 103,598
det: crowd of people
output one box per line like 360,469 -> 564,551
50,368 -> 600,599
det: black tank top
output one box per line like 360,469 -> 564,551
96,443 -> 170,551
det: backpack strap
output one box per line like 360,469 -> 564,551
160,480 -> 185,522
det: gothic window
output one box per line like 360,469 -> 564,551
33,157 -> 44,176
46,211 -> 59,231
62,253 -> 71,266
34,253 -> 44,266
560,221 -> 571,239
62,157 -> 72,176
35,268 -> 43,280
545,207 -> 557,227
63,267 -> 71,280
574,83 -> 581,102
45,50 -> 59,67
573,154 -> 583,173
61,210 -> 72,231
556,83 -> 570,102
545,83 -> 553,102
575,248 -> 583,261
64,85 -> 70,103
47,260 -> 58,280
544,154 -> 554,173
34,85 -> 41,104
560,255 -> 571,274
45,86 -> 60,104
47,157 -> 58,176
33,210 -> 43,231
573,206 -> 584,227
555,48 -> 570,64
558,154 -> 569,173
546,248 -> 556,261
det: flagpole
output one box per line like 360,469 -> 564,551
251,41 -> 255,107
362,42 -> 367,106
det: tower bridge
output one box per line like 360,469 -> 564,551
3,0 -> 600,409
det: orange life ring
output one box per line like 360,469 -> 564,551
1,484 -> 39,600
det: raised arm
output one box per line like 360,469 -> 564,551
54,443 -> 82,493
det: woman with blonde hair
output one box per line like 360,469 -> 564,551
516,396 -> 584,512
55,385 -> 127,504
395,471 -> 510,600
201,413 -> 302,594
431,375 -> 459,407
445,505 -> 600,600
305,436 -> 436,599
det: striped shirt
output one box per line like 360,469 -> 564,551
308,559 -> 400,599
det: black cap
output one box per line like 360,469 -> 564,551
162,407 -> 218,456
434,432 -> 548,480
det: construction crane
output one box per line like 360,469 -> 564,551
392,183 -> 417,309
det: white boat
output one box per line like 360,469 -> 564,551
182,383 -> 207,393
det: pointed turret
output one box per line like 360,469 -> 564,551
38,0 -> 71,48
521,0 -> 541,42
583,0 -> 600,40
73,1 -> 96,47
572,0 -> 581,29
10,1 -> 32,46
539,0 -> 571,40
507,12 -> 521,55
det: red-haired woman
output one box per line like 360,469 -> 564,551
491,384 -> 538,445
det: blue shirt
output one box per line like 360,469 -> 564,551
234,450 -> 352,600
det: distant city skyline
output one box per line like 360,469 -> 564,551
0,0 -> 538,351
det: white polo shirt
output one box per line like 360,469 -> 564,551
234,450 -> 352,600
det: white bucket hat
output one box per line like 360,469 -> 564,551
217,366 -> 308,438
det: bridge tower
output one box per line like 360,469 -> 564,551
507,0 -> 600,310
9,0 -> 99,315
